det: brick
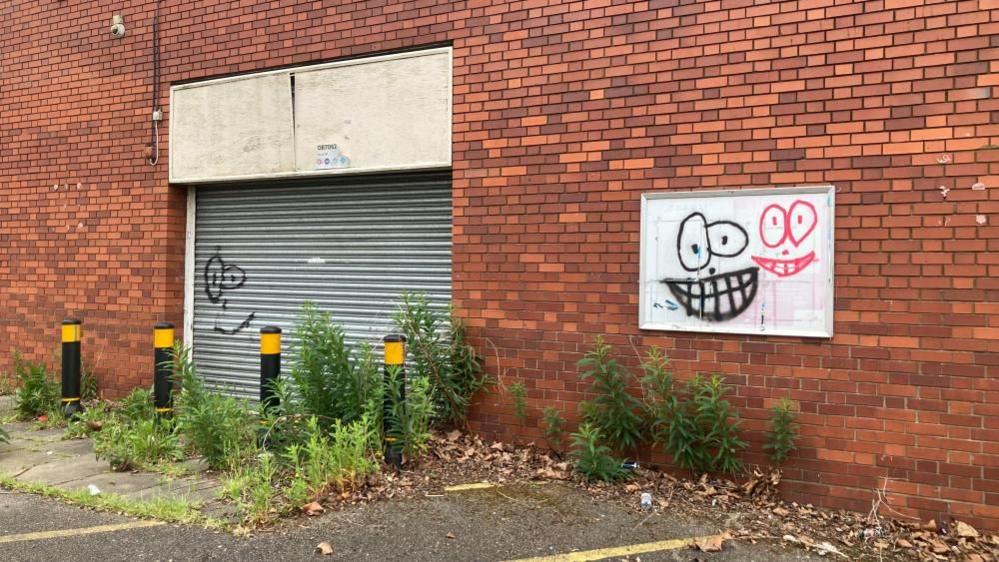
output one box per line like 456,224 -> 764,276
1,0 -> 996,533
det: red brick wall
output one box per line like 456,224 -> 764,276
1,0 -> 997,530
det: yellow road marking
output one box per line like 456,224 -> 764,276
444,482 -> 495,492
0,520 -> 165,544
503,534 -> 724,562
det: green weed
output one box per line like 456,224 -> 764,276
290,303 -> 381,427
509,381 -> 528,426
0,474 -> 222,529
394,293 -> 490,426
171,344 -> 255,470
654,375 -> 746,475
765,398 -> 798,466
577,336 -> 643,455
570,422 -> 629,482
63,402 -> 111,440
542,407 -> 566,453
383,367 -> 433,460
92,417 -> 184,471
119,387 -> 155,423
12,352 -> 59,420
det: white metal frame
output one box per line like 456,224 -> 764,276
168,47 -> 453,184
183,185 -> 196,347
638,185 -> 835,339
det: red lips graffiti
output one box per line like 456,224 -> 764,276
751,200 -> 817,277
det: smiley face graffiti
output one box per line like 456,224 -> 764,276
204,247 -> 256,335
660,212 -> 760,322
751,200 -> 817,277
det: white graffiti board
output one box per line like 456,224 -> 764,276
639,186 -> 834,338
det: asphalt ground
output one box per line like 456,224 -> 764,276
0,482 -> 820,562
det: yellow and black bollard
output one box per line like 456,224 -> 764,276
383,334 -> 406,470
260,326 -> 281,414
60,318 -> 84,418
153,322 -> 175,419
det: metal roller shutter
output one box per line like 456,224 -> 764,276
191,172 -> 452,398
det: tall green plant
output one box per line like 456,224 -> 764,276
383,366 -> 433,459
693,375 -> 746,474
576,336 -> 643,454
542,407 -> 566,453
765,398 -> 798,466
570,423 -> 628,482
394,293 -> 490,426
290,303 -> 379,426
509,381 -> 528,425
171,344 -> 255,470
651,374 -> 747,475
640,346 -> 674,442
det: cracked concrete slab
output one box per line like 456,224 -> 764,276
16,455 -> 109,487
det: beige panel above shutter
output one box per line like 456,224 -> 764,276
292,50 -> 452,174
170,73 -> 295,182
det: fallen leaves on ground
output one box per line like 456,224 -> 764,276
316,429 -> 997,562
303,501 -> 325,516
691,531 -> 731,552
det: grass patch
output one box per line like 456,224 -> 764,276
0,473 -> 227,530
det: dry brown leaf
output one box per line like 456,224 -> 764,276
954,521 -> 978,539
315,542 -> 333,555
446,532 -> 456,539
895,538 -> 913,548
773,506 -> 790,517
624,483 -> 641,493
692,532 -> 731,552
446,429 -> 461,442
303,501 -> 325,516
929,539 -> 949,554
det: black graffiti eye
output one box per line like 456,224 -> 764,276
677,213 -> 711,272
707,220 -> 748,258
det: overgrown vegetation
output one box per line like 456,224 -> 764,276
172,344 -> 256,470
1,295 -> 489,528
576,336 -> 643,455
289,303 -> 380,427
570,423 -> 628,482
542,407 -> 565,453
394,293 -> 491,426
81,365 -> 99,401
646,372 -> 748,476
0,474 -> 221,529
383,365 -> 433,459
63,402 -> 110,440
765,398 -> 798,466
93,416 -> 184,471
568,338 -> 757,480
12,352 -> 59,420
508,381 -> 528,425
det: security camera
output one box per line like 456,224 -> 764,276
111,14 -> 126,38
